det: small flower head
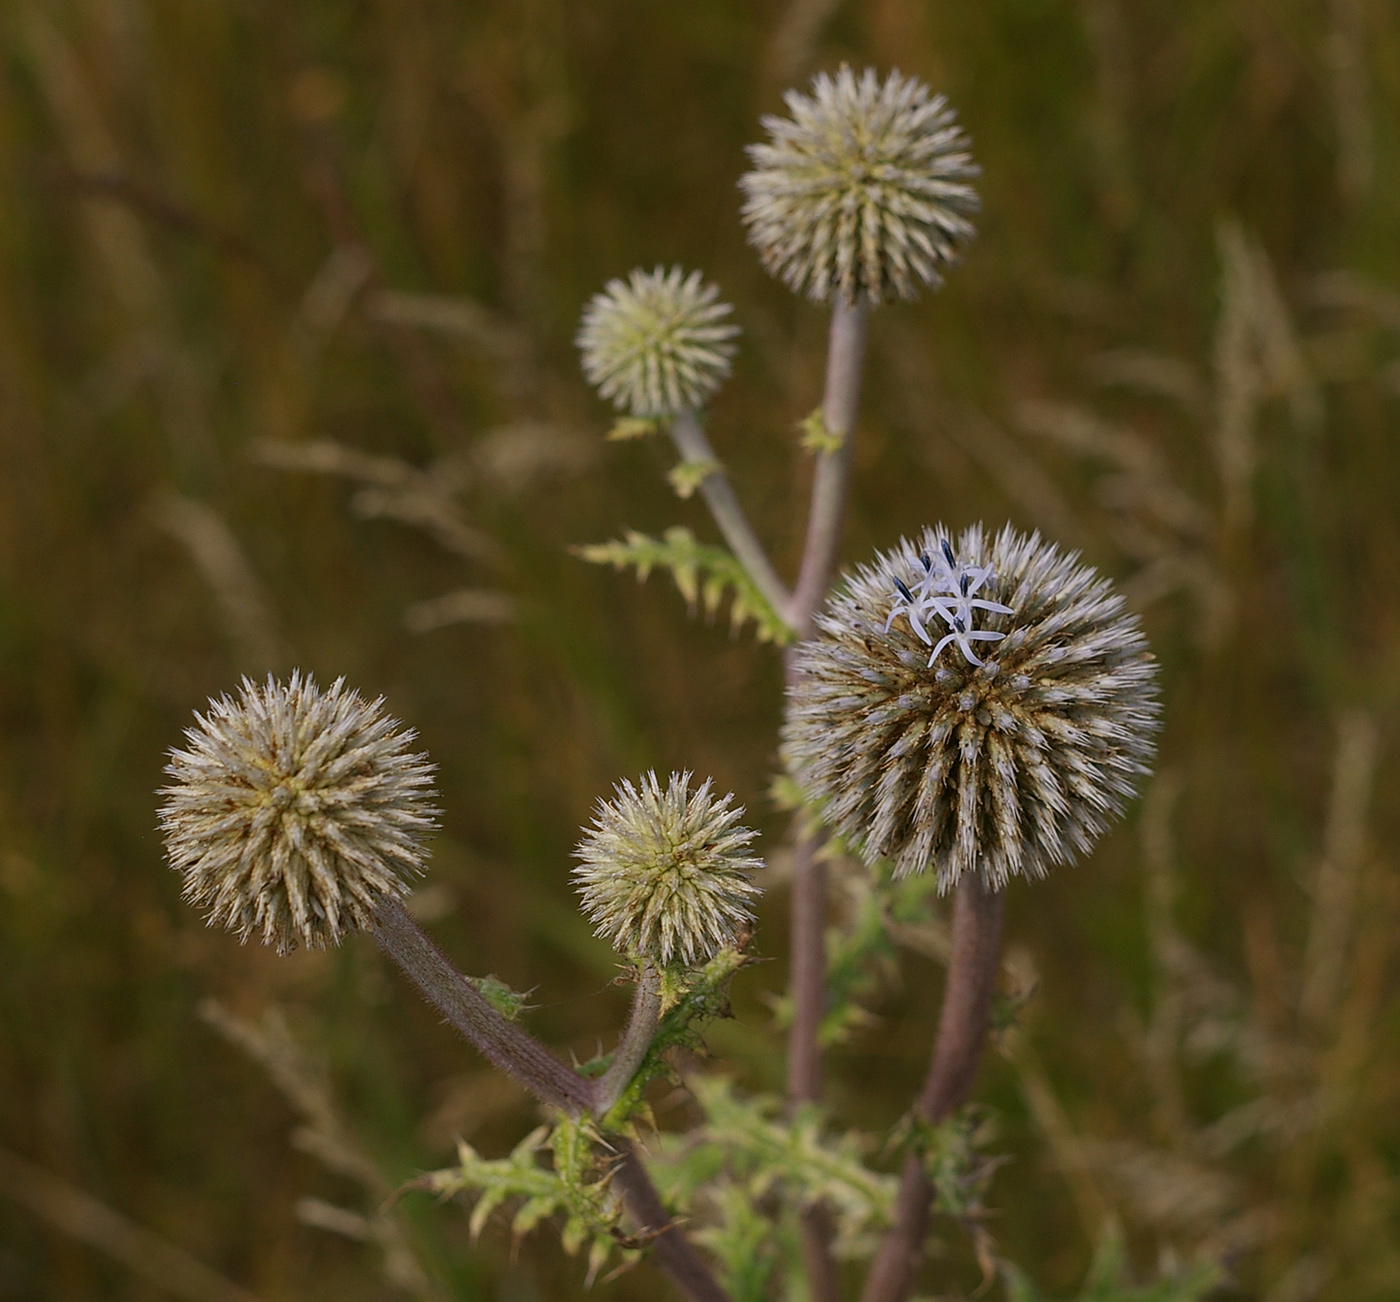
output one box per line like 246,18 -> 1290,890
783,525 -> 1160,891
577,266 -> 740,418
740,65 -> 980,305
159,672 -> 439,953
573,771 -> 762,967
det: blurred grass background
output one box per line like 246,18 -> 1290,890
0,0 -> 1398,1298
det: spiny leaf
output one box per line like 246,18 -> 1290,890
420,1121 -> 636,1282
468,973 -> 535,1022
667,457 -> 722,499
574,527 -> 793,644
607,416 -> 660,441
799,406 -> 844,453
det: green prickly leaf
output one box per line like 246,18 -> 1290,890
573,527 -> 793,644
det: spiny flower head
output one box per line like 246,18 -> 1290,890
159,672 -> 439,953
573,771 -> 762,967
740,65 -> 979,305
783,525 -> 1160,890
577,266 -> 740,418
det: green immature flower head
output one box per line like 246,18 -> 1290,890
740,65 -> 980,305
783,525 -> 1159,891
577,266 -> 740,419
573,771 -> 763,967
159,672 -> 438,953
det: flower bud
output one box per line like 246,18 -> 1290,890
573,771 -> 762,967
740,65 -> 980,305
577,266 -> 739,419
159,672 -> 438,953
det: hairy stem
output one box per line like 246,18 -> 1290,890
611,1140 -> 736,1302
783,296 -> 870,1302
668,408 -> 793,622
369,898 -> 596,1115
860,876 -> 1005,1302
595,964 -> 662,1116
785,834 -> 828,1107
788,297 -> 869,636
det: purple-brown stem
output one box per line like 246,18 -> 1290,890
373,903 -> 733,1300
783,294 -> 870,1302
786,833 -> 840,1302
595,963 -> 662,1116
788,297 -> 868,638
369,897 -> 596,1114
669,408 -> 793,622
611,1141 -> 736,1302
860,875 -> 1005,1302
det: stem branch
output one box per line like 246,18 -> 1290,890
860,876 -> 1005,1302
595,965 -> 662,1115
669,408 -> 793,622
788,297 -> 869,636
369,898 -> 596,1115
611,1141 -> 736,1302
783,295 -> 870,1302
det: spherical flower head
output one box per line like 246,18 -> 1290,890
576,266 -> 740,419
573,771 -> 763,967
782,525 -> 1160,891
159,672 -> 439,954
740,65 -> 980,305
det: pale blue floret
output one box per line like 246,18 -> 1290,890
884,539 -> 1015,667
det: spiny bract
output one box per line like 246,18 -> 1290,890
740,65 -> 979,305
577,266 -> 740,418
783,525 -> 1160,890
159,672 -> 439,953
573,771 -> 762,967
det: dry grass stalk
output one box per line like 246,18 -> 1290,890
0,1145 -> 263,1302
198,1000 -> 438,1296
150,494 -> 285,671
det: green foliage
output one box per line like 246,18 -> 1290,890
607,417 -> 661,442
467,973 -> 535,1022
650,1075 -> 897,1269
798,407 -> 843,454
666,457 -> 723,500
575,527 -> 794,644
422,1118 -> 635,1287
601,945 -> 751,1130
767,854 -> 946,1048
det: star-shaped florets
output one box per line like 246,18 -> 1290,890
884,537 -> 1015,666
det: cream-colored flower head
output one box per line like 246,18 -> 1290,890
573,771 -> 762,967
159,672 -> 438,953
740,65 -> 979,305
577,266 -> 740,418
783,526 -> 1159,891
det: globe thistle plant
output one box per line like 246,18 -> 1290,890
740,65 -> 980,305
576,266 -> 740,418
160,672 -> 439,953
573,771 -> 763,967
783,525 -> 1160,890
